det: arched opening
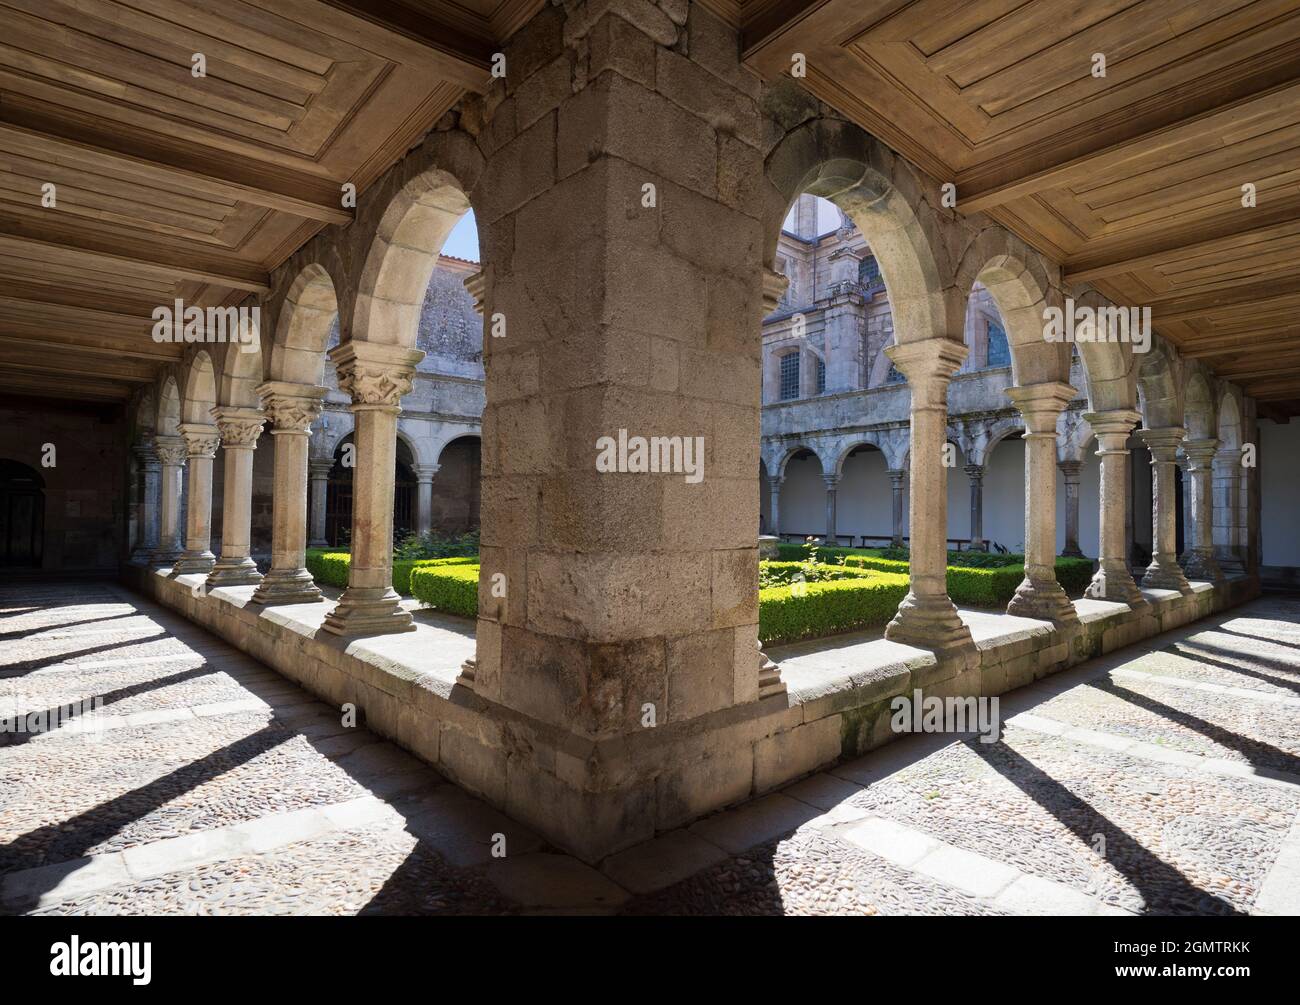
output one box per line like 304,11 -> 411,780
432,434 -> 481,534
324,433 -> 418,547
777,447 -> 827,541
837,443 -> 894,546
0,459 -> 45,567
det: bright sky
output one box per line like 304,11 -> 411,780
782,196 -> 842,237
440,210 -> 480,262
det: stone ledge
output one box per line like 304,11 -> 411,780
121,562 -> 1259,863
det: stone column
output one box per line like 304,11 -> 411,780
153,434 -> 187,565
252,383 -> 326,605
823,473 -> 839,545
1057,460 -> 1084,557
768,476 -> 783,539
414,464 -> 439,536
1182,438 -> 1223,582
172,423 -> 221,575
322,341 -> 423,636
308,459 -> 332,548
964,463 -> 985,550
1178,454 -> 1193,566
883,340 -> 971,650
1212,445 -> 1244,573
206,407 -> 266,588
1005,382 -> 1078,623
130,441 -> 161,563
888,468 -> 906,548
1083,409 -> 1144,605
1138,427 -> 1190,592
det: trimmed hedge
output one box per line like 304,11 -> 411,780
409,563 -> 480,617
775,544 -> 887,562
832,554 -> 1097,607
759,570 -> 910,645
304,549 -> 477,595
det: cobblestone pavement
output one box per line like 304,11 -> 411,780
3,582 -> 1298,915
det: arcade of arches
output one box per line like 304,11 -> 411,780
4,0 -> 1300,872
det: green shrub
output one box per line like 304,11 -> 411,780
1054,556 -> 1096,595
759,570 -> 909,645
410,563 -> 480,617
774,543 -> 887,562
305,549 -> 476,595
393,529 -> 480,560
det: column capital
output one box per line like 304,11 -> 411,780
885,339 -> 968,407
257,381 -> 326,433
212,406 -> 266,449
962,462 -> 984,480
1056,459 -> 1082,477
178,422 -> 220,459
153,433 -> 187,468
328,341 -> 425,410
1137,426 -> 1186,460
761,267 -> 790,316
413,463 -> 440,481
308,459 -> 335,479
822,473 -> 840,490
1183,437 -> 1221,467
1082,408 -> 1141,439
1005,381 -> 1076,434
887,468 -> 906,483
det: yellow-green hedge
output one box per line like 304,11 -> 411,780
758,570 -> 910,644
304,549 -> 477,595
409,563 -> 480,617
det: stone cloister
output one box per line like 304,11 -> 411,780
98,3 -> 1262,864
9,4 -> 1300,923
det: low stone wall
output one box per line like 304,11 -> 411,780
123,563 -> 1259,863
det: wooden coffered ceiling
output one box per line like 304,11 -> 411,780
729,0 -> 1300,418
0,0 -> 541,406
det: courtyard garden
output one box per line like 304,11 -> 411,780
305,539 -> 1095,647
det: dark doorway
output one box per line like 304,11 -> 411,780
0,460 -> 45,567
323,436 -> 417,547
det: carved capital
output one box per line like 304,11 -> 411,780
1006,381 -> 1077,434
212,406 -> 265,449
257,381 -> 325,433
153,434 -> 187,468
179,423 -> 221,459
328,342 -> 424,409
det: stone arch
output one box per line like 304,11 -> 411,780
350,152 -> 483,349
830,435 -> 885,478
953,227 -> 1069,387
1137,336 -> 1183,429
1217,390 -> 1243,449
776,442 -> 826,479
765,118 -> 953,348
218,335 -> 266,409
981,416 -> 1026,465
157,376 -> 181,436
271,263 -> 342,385
1068,289 -> 1137,412
435,431 -> 482,467
180,350 -> 217,424
1184,371 -> 1216,439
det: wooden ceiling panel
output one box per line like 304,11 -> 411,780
741,0 -> 1300,412
0,0 -> 545,402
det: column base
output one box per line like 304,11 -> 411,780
1087,562 -> 1147,607
171,551 -> 216,576
1182,551 -> 1223,583
1142,558 -> 1190,593
1007,577 -> 1079,623
1060,545 -> 1085,559
251,568 -> 324,605
321,587 -> 415,636
205,557 -> 263,589
308,538 -> 329,549
884,592 -> 972,651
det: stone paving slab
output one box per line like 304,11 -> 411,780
4,582 -> 1299,916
